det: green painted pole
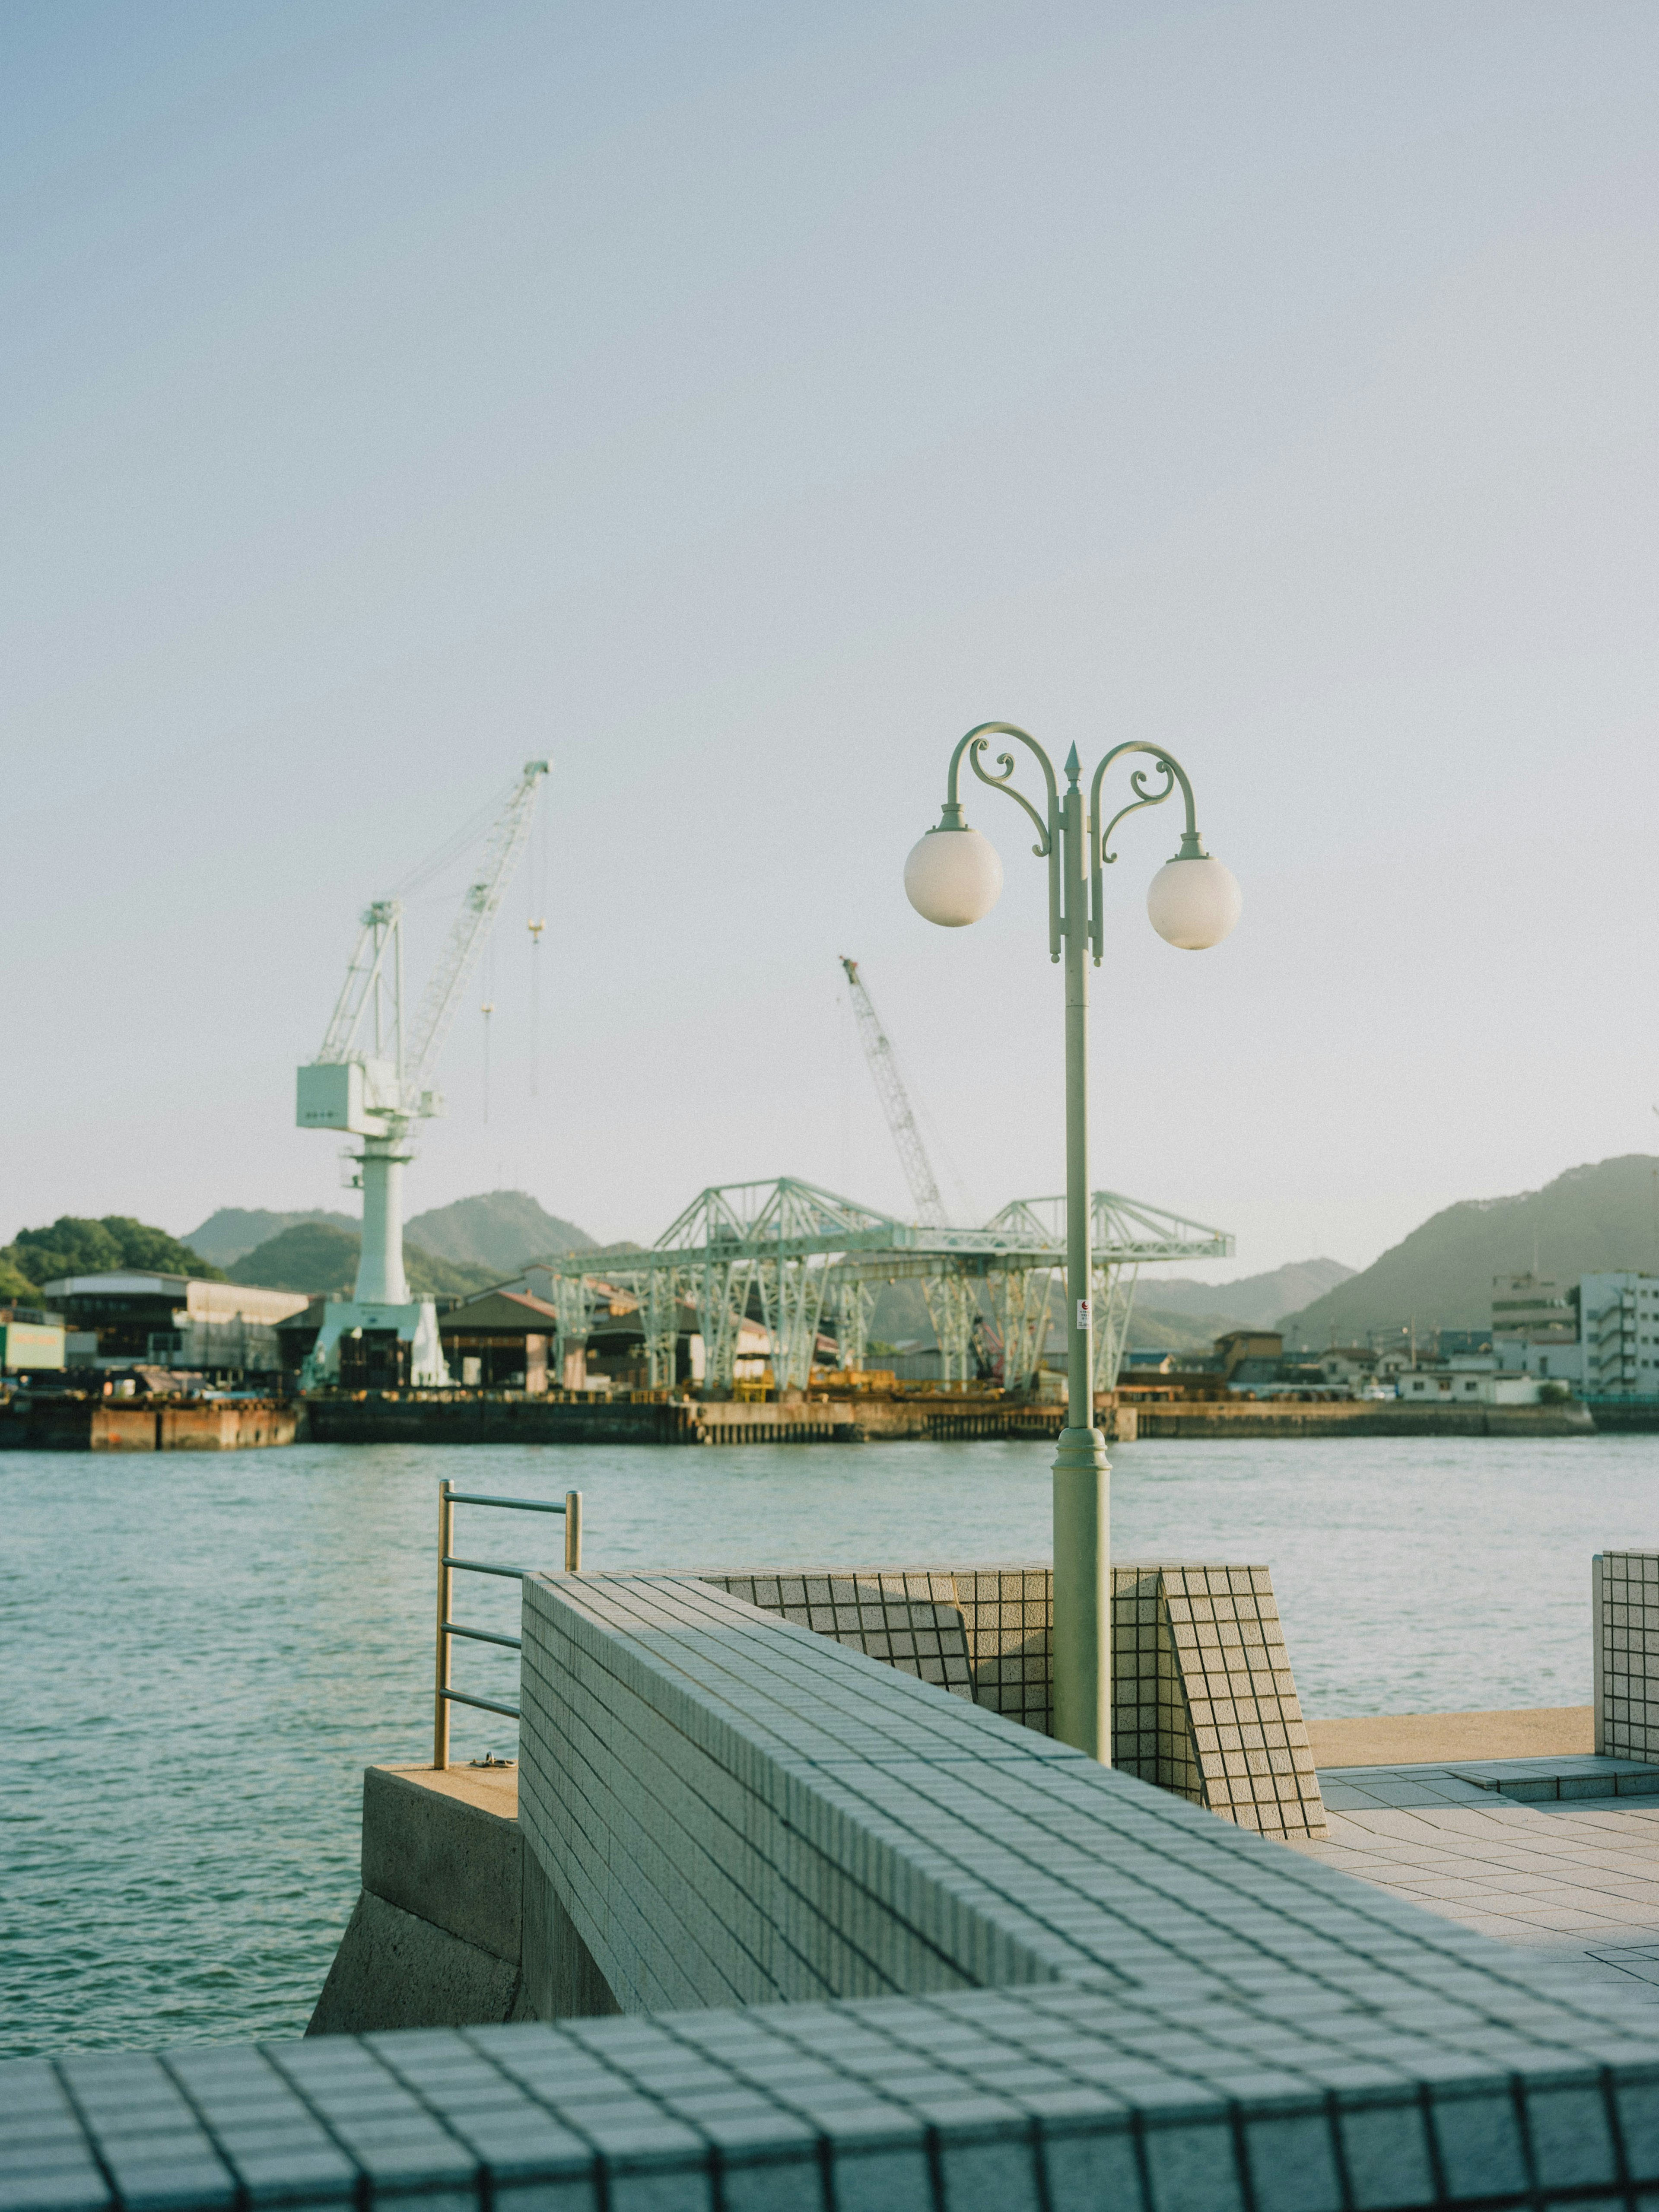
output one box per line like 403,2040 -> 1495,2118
1050,747 -> 1111,1760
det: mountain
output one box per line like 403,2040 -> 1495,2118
1133,1259 -> 1354,1333
184,1208 -> 356,1268
1278,1154 -> 1659,1345
1123,1306 -> 1233,1356
229,1222 -> 497,1298
405,1190 -> 597,1272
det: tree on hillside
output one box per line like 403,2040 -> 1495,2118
2,1215 -> 223,1289
231,1222 -> 359,1295
230,1220 -> 497,1297
0,1254 -> 41,1301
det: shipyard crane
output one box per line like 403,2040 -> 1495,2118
297,759 -> 549,1384
839,956 -> 949,1227
839,955 -> 985,1376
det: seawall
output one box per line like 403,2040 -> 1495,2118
303,1389 -> 1595,1444
302,1392 -> 1114,1445
1131,1397 -> 1593,1439
0,1396 -> 299,1450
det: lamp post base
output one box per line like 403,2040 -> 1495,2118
1052,1424 -> 1111,1760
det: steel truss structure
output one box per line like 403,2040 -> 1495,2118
547,1177 -> 1232,1396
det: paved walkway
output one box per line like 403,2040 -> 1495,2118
1291,1755 -> 1659,1995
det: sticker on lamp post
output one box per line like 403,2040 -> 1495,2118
1076,1299 -> 1090,1331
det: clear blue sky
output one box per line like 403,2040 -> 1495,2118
4,1 -> 1657,1279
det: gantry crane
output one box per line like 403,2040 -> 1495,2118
297,759 -> 549,1384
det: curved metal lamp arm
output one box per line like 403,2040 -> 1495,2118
943,723 -> 1063,960
1086,742 -> 1203,966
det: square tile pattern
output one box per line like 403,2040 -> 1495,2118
704,1560 -> 1326,1840
1596,1551 -> 1659,1762
1294,1758 -> 1659,1996
15,1571 -> 1659,2212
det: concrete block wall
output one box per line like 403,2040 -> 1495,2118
1594,1550 -> 1659,1758
308,1763 -> 530,2034
705,1559 -> 1325,1838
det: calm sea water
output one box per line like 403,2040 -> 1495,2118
4,1431 -> 1655,2058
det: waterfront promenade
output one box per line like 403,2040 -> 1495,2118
12,1571 -> 1659,2212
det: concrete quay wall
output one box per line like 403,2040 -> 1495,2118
298,1389 -> 1595,1445
300,1391 -> 1121,1446
309,1762 -> 544,2036
0,1395 -> 297,1450
1132,1397 -> 1593,1439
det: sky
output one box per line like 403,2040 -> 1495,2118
3,0 -> 1657,1281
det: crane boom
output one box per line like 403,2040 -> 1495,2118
404,761 -> 547,1093
839,956 -> 947,1228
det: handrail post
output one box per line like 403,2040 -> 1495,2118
434,1478 -> 454,1768
565,1491 -> 582,1572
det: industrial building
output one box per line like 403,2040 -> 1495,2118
39,1272 -> 309,1376
438,1290 -> 559,1391
0,1306 -> 68,1373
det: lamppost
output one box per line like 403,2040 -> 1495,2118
904,725 -> 1240,1760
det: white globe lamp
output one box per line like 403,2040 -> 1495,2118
1146,853 -> 1241,950
904,824 -> 1003,928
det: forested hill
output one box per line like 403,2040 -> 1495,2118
1141,1257 -> 1353,1332
183,1208 -> 355,1267
227,1222 -> 497,1298
405,1190 -> 596,1271
1279,1155 -> 1659,1344
184,1191 -> 596,1278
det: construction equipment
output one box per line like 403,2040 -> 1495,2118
839,955 -> 980,1375
297,759 -> 550,1385
544,1175 -> 1233,1399
839,957 -> 947,1227
836,955 -> 1227,1392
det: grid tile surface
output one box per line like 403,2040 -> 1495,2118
1297,1758 -> 1659,1993
1596,1551 -> 1659,1762
707,1560 -> 1326,1839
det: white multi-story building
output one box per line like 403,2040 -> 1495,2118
1491,1271 -> 1583,1383
1579,1273 -> 1659,1397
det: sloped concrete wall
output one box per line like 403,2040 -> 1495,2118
309,1763 -> 533,2034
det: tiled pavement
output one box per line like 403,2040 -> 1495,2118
1291,1758 -> 1659,1996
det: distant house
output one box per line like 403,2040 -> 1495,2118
1213,1330 -> 1284,1380
1397,1360 -> 1541,1407
1316,1346 -> 1378,1394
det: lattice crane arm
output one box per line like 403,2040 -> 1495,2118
839,956 -> 948,1228
402,760 -> 548,1098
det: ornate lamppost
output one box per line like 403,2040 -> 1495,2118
904,726 -> 1240,1759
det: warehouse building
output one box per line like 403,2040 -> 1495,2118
39,1273 -> 309,1375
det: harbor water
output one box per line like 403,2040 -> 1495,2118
4,1431 -> 1653,2058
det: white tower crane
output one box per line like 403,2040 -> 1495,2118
297,759 -> 549,1386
